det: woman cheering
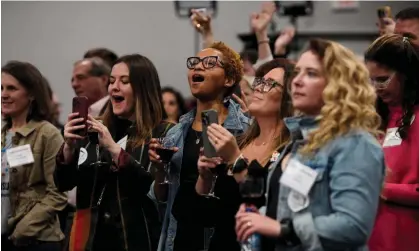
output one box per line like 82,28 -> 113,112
54,54 -> 173,251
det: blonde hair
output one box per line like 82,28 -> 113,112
300,39 -> 382,155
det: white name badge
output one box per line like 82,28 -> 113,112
382,128 -> 402,147
117,135 -> 128,150
288,190 -> 310,212
6,144 -> 35,168
78,148 -> 88,165
280,158 -> 318,196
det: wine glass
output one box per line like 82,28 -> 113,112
156,137 -> 175,185
238,162 -> 266,251
88,126 -> 107,168
204,164 -> 225,199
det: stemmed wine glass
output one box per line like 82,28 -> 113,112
88,121 -> 107,167
156,137 -> 175,185
204,164 -> 224,199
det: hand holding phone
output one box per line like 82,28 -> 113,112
72,96 -> 89,137
202,109 -> 218,158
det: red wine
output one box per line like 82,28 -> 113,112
156,148 -> 175,163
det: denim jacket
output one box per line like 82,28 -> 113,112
266,116 -> 385,251
148,100 -> 250,251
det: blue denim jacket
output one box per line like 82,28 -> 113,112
266,116 -> 385,251
148,100 -> 250,251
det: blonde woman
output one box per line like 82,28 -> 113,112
235,39 -> 386,251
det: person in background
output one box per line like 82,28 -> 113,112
55,54 -> 173,251
195,58 -> 295,251
148,41 -> 250,251
378,7 -> 419,46
240,50 -> 258,77
83,47 -> 118,69
44,77 -> 64,131
365,34 -> 419,251
235,38 -> 385,251
162,87 -> 187,124
1,61 -> 67,251
71,57 -> 111,117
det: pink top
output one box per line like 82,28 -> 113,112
369,105 -> 419,251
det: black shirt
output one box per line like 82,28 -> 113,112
262,147 -> 287,251
172,126 -> 206,251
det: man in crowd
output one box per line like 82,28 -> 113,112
379,7 -> 419,46
71,57 -> 111,116
83,47 -> 118,69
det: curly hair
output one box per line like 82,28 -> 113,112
365,34 -> 419,139
209,41 -> 244,97
299,39 -> 382,155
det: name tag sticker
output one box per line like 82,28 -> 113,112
6,144 -> 35,168
382,128 -> 402,147
280,158 -> 318,196
78,148 -> 88,165
117,135 -> 128,150
288,190 -> 310,212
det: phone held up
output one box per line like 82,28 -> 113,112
72,96 -> 89,138
201,109 -> 218,158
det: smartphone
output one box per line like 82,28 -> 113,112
377,6 -> 392,19
201,109 -> 218,158
72,96 -> 89,137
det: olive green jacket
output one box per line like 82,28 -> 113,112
1,120 -> 67,243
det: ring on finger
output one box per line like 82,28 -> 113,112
246,221 -> 252,227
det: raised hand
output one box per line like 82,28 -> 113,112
250,2 -> 276,33
274,27 -> 295,55
190,9 -> 212,34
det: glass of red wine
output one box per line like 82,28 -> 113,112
156,138 -> 175,185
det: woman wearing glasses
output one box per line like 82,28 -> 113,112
366,35 -> 419,251
195,58 -> 295,251
148,42 -> 250,251
235,39 -> 385,251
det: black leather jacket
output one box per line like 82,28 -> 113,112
54,120 -> 173,251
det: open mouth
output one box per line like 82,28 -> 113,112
192,74 -> 205,83
112,95 -> 125,103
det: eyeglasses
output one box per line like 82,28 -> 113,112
186,56 -> 224,70
251,77 -> 283,93
370,73 -> 395,89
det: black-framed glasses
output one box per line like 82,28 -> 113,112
251,77 -> 283,93
370,73 -> 395,89
186,56 -> 224,70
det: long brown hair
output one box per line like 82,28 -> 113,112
238,58 -> 295,165
101,54 -> 165,147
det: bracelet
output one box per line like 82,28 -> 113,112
233,154 -> 244,167
258,40 -> 270,45
231,154 -> 249,174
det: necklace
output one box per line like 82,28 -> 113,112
195,133 -> 201,145
192,122 -> 201,145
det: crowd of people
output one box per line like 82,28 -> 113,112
1,3 -> 418,251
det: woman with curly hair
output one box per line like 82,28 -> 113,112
235,39 -> 386,251
148,41 -> 251,251
366,34 -> 419,251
